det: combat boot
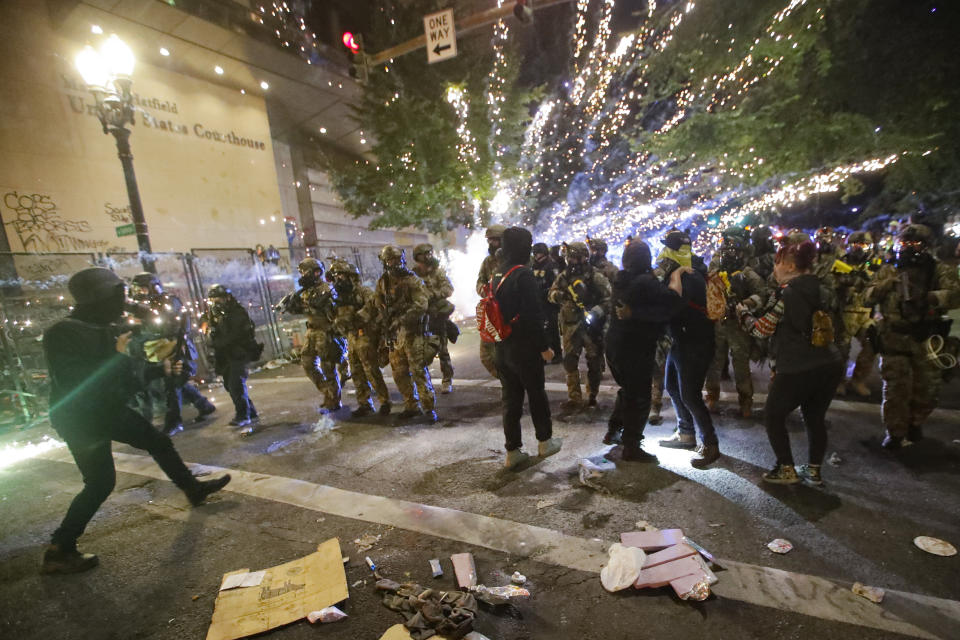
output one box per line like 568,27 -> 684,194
647,403 -> 663,425
587,394 -> 599,408
622,443 -> 658,462
440,381 -> 454,394
425,410 -> 439,424
351,405 -> 373,418
603,425 -> 622,445
396,407 -> 422,420
705,391 -> 719,413
882,433 -> 913,449
659,430 -> 696,449
504,449 -> 530,470
762,464 -> 799,484
195,402 -> 217,423
378,402 -> 392,416
559,398 -> 582,413
41,545 -> 99,575
739,395 -> 752,419
691,444 -> 721,469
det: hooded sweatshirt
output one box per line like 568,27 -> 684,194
493,227 -> 549,353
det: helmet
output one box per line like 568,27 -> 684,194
721,226 -> 750,242
750,225 -> 772,244
587,238 -> 608,255
565,241 -> 589,261
663,228 -> 690,250
899,224 -> 932,245
485,224 -> 506,240
328,258 -> 359,278
720,232 -> 747,253
846,231 -> 873,246
413,243 -> 434,262
779,229 -> 811,246
132,272 -> 161,289
379,245 -> 406,268
532,242 -> 549,256
207,283 -> 231,299
298,257 -> 324,276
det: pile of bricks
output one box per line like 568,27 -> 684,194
620,528 -> 718,600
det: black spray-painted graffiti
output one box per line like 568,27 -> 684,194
2,190 -> 109,253
104,202 -> 133,224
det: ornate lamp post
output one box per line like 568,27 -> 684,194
75,35 -> 155,272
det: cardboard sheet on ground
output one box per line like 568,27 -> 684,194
379,624 -> 489,640
206,538 -> 348,640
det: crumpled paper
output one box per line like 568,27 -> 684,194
600,543 -> 646,592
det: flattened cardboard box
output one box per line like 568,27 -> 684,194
207,538 -> 348,640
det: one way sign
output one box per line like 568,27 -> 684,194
424,8 -> 457,64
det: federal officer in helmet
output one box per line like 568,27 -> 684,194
203,284 -> 260,428
412,243 -> 457,393
587,237 -> 619,284
329,258 -> 391,417
376,246 -> 438,423
864,224 -> 960,449
129,272 -> 215,435
548,241 -> 612,411
476,224 -> 506,378
835,231 -> 880,397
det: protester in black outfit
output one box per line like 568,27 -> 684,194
739,241 -> 844,486
605,240 -> 687,461
531,242 -> 562,363
203,284 -> 259,429
130,273 -> 216,435
41,268 -> 231,575
654,232 -> 721,468
494,228 -> 563,470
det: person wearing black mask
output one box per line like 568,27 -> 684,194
41,268 -> 231,575
605,240 -> 686,461
531,242 -> 562,363
655,231 -> 721,467
494,227 -> 562,469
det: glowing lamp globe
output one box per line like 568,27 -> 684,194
75,45 -> 109,88
101,34 -> 135,77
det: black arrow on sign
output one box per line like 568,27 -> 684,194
433,43 -> 452,56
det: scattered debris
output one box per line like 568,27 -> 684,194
536,497 -> 561,510
352,580 -> 364,588
828,452 -> 842,466
355,533 -> 382,552
429,559 -> 443,578
620,528 -> 685,551
219,570 -> 265,591
316,517 -> 325,523
674,575 -> 712,601
510,571 -> 527,585
342,556 -> 349,564
192,594 -> 200,601
852,582 -> 885,603
634,520 -> 658,531
767,539 -> 793,554
578,458 -> 615,491
307,606 -> 347,624
378,580 -> 477,639
207,539 -> 348,640
470,584 -> 530,605
913,536 -> 957,557
643,542 -> 697,568
682,536 -> 715,563
708,523 -> 725,528
451,553 -> 478,589
366,556 -> 378,571
601,543 -> 647,592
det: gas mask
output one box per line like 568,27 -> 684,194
720,249 -> 743,272
487,239 -> 501,256
846,245 -> 870,265
334,276 -> 354,298
298,271 -> 319,288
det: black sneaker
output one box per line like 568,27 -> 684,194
622,444 -> 658,463
41,545 -> 99,575
188,474 -> 231,506
195,404 -> 217,423
228,416 -> 246,426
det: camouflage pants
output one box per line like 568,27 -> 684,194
705,317 -> 753,401
348,332 -> 389,409
301,328 -> 342,408
839,329 -> 877,384
480,341 -> 497,378
389,330 -> 436,412
879,334 -> 942,437
562,323 -> 604,402
650,335 -> 672,415
438,332 -> 454,385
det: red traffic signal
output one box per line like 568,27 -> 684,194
342,31 -> 360,54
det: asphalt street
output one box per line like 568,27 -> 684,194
1,328 -> 958,640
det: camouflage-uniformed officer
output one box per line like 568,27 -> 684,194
835,231 -> 880,396
412,243 -> 456,393
548,241 -> 612,409
588,238 -> 620,285
863,224 -> 960,449
376,246 -> 438,423
705,229 -> 767,417
291,258 -> 343,412
531,242 -> 562,361
329,259 -> 391,417
749,225 -> 777,281
477,225 -> 506,378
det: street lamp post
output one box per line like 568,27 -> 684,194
75,35 -> 155,273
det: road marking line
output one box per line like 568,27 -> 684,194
36,449 -> 959,639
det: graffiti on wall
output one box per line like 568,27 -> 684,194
1,190 -> 109,253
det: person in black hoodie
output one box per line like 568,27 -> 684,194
41,268 -> 231,575
494,227 -> 563,469
738,241 -> 843,485
605,240 -> 687,461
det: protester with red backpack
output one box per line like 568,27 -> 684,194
487,227 -> 562,469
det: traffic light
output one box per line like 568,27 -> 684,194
342,31 -> 368,83
513,0 -> 533,23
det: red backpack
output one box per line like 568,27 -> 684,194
476,265 -> 523,343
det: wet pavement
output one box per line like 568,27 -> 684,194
1,328 -> 958,639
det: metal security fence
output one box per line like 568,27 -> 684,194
0,245 -> 379,430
